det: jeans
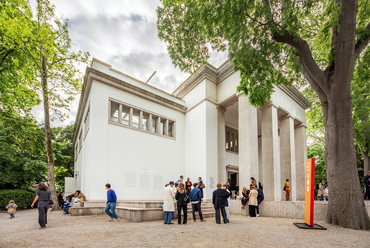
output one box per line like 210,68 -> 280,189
191,202 -> 203,220
177,205 -> 187,224
38,201 -> 49,227
63,203 -> 71,213
105,202 -> 118,219
256,200 -> 260,215
164,211 -> 173,224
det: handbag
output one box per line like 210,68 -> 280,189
200,184 -> 205,189
283,185 -> 286,191
184,194 -> 190,203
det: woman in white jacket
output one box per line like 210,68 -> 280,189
163,181 -> 175,224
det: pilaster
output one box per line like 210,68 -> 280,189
280,115 -> 296,201
295,124 -> 307,200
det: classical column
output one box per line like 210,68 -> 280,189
156,116 -> 161,134
262,103 -> 281,201
280,115 -> 296,201
129,107 -> 133,126
238,94 -> 259,192
139,111 -> 143,129
217,106 -> 227,184
295,124 -> 307,201
164,119 -> 169,136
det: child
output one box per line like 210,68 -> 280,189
6,200 -> 18,219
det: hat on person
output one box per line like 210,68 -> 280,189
169,181 -> 174,185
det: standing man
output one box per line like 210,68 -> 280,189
163,181 -> 175,224
175,175 -> 184,187
105,183 -> 119,222
212,183 -> 231,224
256,187 -> 264,217
364,171 -> 370,200
198,177 -> 204,199
190,183 -> 206,222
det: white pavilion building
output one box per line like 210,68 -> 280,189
72,58 -> 310,202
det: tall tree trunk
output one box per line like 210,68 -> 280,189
41,55 -> 59,210
323,92 -> 370,229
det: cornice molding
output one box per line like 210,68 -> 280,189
172,65 -> 218,98
173,60 -> 311,111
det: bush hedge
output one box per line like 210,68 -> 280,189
0,189 -> 35,210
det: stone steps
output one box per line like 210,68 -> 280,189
70,201 -> 216,222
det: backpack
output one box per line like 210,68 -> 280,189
316,184 -> 319,190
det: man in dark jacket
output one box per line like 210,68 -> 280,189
364,171 -> 370,200
190,183 -> 205,222
256,188 -> 264,217
212,183 -> 231,224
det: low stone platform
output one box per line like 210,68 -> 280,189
70,200 -> 216,222
71,199 -> 370,222
229,198 -> 370,220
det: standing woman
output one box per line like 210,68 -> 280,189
285,179 -> 291,201
175,183 -> 188,224
31,183 -> 53,229
224,184 -> 231,222
248,185 -> 258,217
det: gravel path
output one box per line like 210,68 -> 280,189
1,209 -> 368,248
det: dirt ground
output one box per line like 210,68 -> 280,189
0,209 -> 369,248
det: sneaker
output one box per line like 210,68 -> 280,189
114,218 -> 120,222
109,218 -> 114,222
257,214 -> 260,217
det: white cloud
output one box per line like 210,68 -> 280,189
30,0 -> 228,127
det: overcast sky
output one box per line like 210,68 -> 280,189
30,0 -> 228,127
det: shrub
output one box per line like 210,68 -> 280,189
0,189 -> 35,210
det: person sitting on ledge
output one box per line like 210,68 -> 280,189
75,190 -> 86,207
63,195 -> 74,214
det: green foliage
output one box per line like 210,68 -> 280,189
0,0 -> 41,113
0,189 -> 35,210
52,124 -> 75,190
352,49 -> 370,157
0,111 -> 47,189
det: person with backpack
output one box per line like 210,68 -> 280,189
256,187 -> 264,217
284,179 -> 291,201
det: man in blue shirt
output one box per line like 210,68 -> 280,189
105,183 -> 119,221
190,183 -> 206,222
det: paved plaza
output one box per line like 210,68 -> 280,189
1,209 -> 368,248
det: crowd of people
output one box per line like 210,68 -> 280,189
5,171 -> 369,229
29,183 -> 87,228
162,175 -> 266,225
